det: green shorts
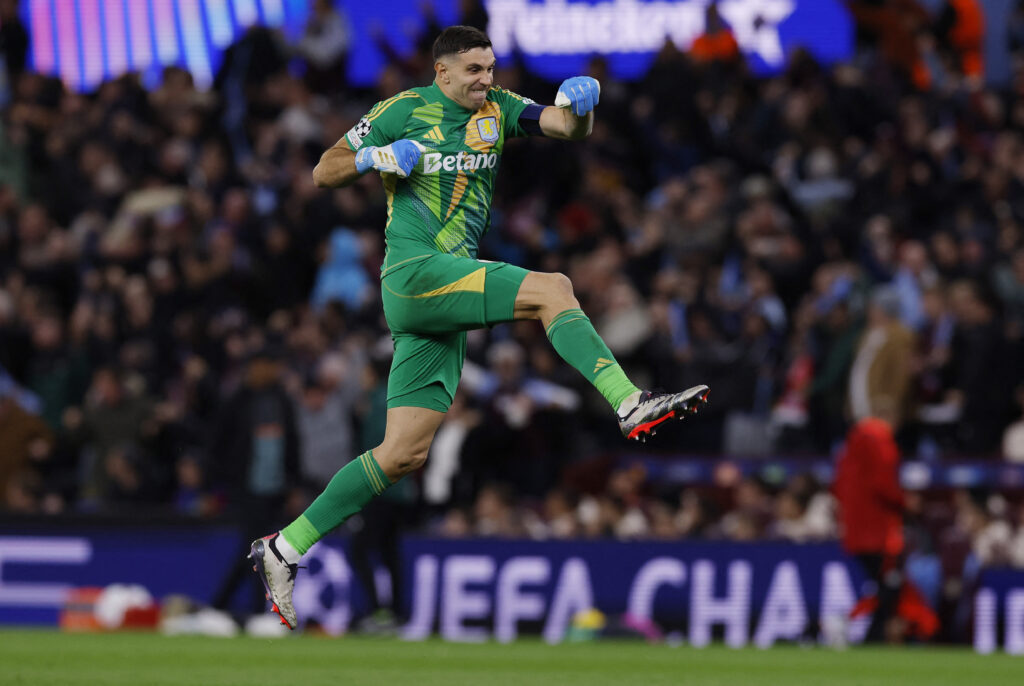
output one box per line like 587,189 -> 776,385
381,252 -> 529,412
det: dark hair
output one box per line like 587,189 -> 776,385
432,25 -> 492,61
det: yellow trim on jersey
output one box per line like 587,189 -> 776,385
367,91 -> 424,122
381,254 -> 433,276
489,86 -> 526,101
551,316 -> 587,334
381,267 -> 486,300
368,91 -> 418,116
445,171 -> 469,222
383,174 -> 397,231
412,267 -> 485,298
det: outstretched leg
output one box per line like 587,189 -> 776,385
514,271 -> 709,441
249,406 -> 445,629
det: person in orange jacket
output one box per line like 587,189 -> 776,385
690,4 -> 741,65
937,0 -> 985,81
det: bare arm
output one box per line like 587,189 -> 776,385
539,106 -> 594,141
312,140 -> 363,188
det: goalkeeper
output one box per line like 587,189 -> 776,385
250,25 -> 709,629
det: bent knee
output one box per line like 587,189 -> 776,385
536,272 -> 577,314
398,449 -> 429,474
377,445 -> 429,479
516,271 -> 579,322
548,272 -> 575,299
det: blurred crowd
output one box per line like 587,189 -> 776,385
1,0 -> 1024,576
433,469 -> 837,544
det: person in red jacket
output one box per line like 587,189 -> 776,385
833,417 -> 905,642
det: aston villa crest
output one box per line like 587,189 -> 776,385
476,117 -> 499,143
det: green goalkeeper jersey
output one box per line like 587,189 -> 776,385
343,83 -> 534,271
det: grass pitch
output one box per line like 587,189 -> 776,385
1,630 -> 1019,686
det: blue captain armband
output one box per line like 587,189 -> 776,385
518,103 -> 546,136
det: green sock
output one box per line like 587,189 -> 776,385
280,451 -> 391,555
545,308 -> 640,412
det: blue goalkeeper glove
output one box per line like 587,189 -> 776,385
554,76 -> 601,116
355,140 -> 426,178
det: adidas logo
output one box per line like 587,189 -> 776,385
593,357 -> 614,375
422,125 -> 445,142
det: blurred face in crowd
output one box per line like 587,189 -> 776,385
489,343 -> 524,386
776,492 -> 802,521
475,486 -> 510,525
93,369 -> 123,406
741,311 -> 768,339
31,314 -> 63,350
176,456 -> 202,491
825,303 -> 850,332
302,384 -> 326,411
899,240 -> 928,274
921,288 -> 946,321
246,357 -> 281,388
949,282 -> 987,324
931,232 -> 959,269
735,479 -> 765,510
436,47 -> 495,111
18,204 -> 49,245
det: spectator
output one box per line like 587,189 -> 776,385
209,344 -> 301,618
934,0 -> 985,83
24,307 -> 90,431
948,280 -> 1008,453
539,489 -> 580,539
769,473 -> 836,542
675,489 -> 718,538
808,295 -> 860,452
767,490 -> 814,542
912,284 -> 957,454
992,246 -> 1024,338
461,340 -> 579,497
310,228 -> 371,313
295,0 -> 352,94
473,482 -> 521,537
0,0 -> 28,98
689,4 -> 740,66
834,418 -> 905,643
970,495 -> 1013,567
172,453 -> 208,516
1002,387 -> 1024,462
718,477 -> 772,541
0,390 -> 52,510
1010,502 -> 1024,568
423,391 -> 480,507
847,287 -> 915,431
66,367 -> 159,506
294,355 -> 362,491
